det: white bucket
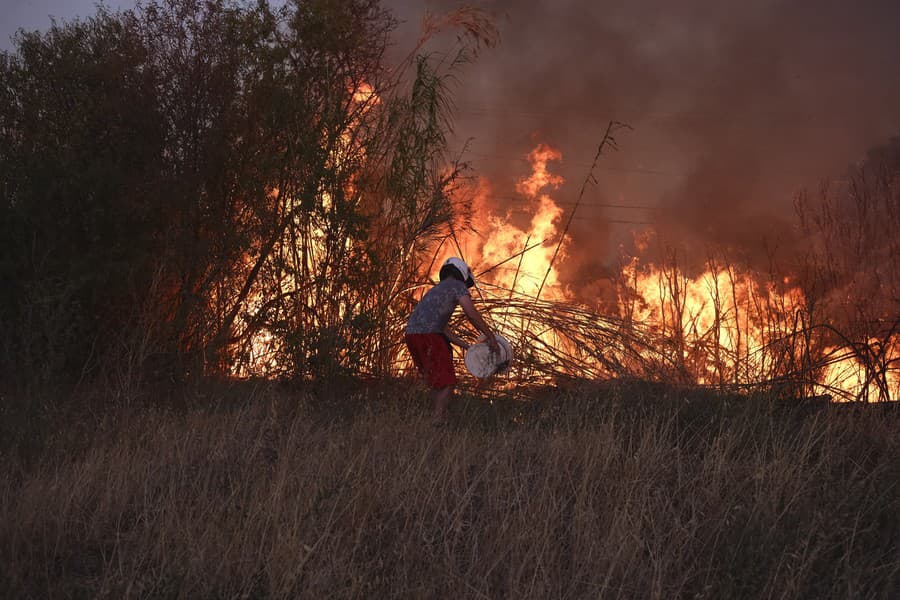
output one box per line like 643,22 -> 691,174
464,334 -> 513,378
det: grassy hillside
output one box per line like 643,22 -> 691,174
1,380 -> 898,598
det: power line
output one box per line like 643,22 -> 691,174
451,100 -> 853,124
452,149 -> 821,180
500,210 -> 656,226
463,150 -> 685,177
499,196 -> 661,210
569,216 -> 656,226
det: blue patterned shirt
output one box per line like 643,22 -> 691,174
405,278 -> 470,334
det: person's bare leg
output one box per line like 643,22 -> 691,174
432,386 -> 454,425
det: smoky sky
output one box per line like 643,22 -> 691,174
5,0 -> 900,281
384,0 -> 900,282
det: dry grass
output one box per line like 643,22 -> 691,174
1,380 -> 899,599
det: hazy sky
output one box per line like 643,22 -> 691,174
5,0 -> 900,279
0,0 -> 132,48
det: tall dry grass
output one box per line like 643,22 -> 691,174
1,381 -> 899,598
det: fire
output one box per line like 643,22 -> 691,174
621,258 -> 808,385
226,123 -> 898,402
620,257 -> 900,399
352,82 -> 379,105
447,143 -> 568,300
430,144 -> 573,374
437,140 -> 898,400
820,340 -> 900,402
228,83 -> 381,377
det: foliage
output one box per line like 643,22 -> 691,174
0,9 -> 162,385
796,136 -> 900,400
797,136 -> 900,331
0,0 -> 493,389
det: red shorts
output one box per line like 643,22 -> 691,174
405,333 -> 456,389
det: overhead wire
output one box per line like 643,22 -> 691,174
450,99 -> 847,124
456,149 -> 820,179
462,150 -> 686,177
498,195 -> 660,210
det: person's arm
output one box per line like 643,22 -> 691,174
458,294 -> 499,352
443,328 -> 469,349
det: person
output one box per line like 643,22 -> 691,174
405,257 -> 499,425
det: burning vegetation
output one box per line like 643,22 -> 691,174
421,132 -> 899,402
0,0 -> 897,403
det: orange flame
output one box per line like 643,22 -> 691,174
441,141 -> 898,399
446,143 -> 567,300
820,340 -> 900,401
229,83 -> 382,377
622,258 -> 808,385
229,126 -> 898,402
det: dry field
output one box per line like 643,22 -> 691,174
1,380 -> 899,599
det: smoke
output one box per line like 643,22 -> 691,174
384,0 -> 900,288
